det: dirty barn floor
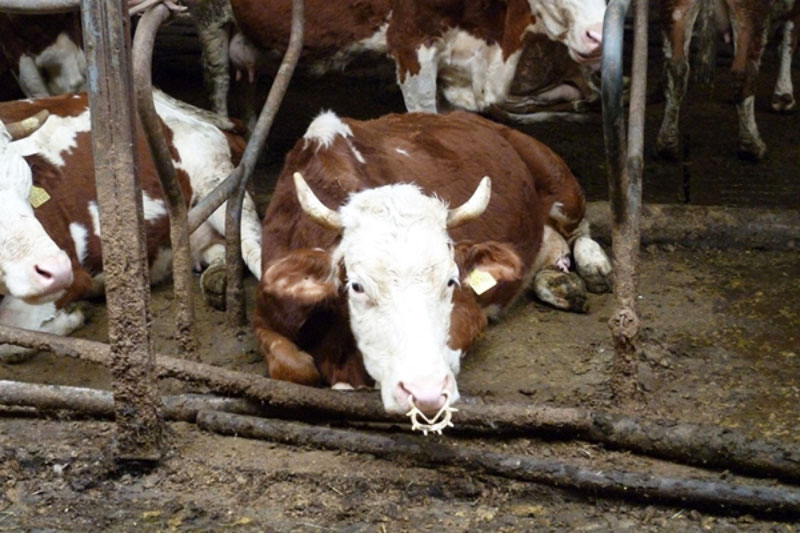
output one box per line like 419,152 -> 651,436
2,20 -> 800,533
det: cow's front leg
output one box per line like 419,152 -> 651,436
254,324 -> 322,385
256,249 -> 343,386
772,19 -> 797,112
731,16 -> 768,160
397,45 -> 439,112
656,0 -> 701,160
0,297 -> 87,363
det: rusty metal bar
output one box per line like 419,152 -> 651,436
132,3 -> 198,358
80,0 -> 163,461
188,166 -> 243,233
0,0 -> 79,13
602,0 -> 648,399
602,0 -> 630,189
223,0 -> 305,325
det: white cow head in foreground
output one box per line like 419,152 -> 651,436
530,0 -> 606,67
294,172 -> 492,416
0,114 -> 73,303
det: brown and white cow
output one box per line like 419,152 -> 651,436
255,110 -> 611,416
657,0 -> 800,160
386,0 -> 605,113
0,90 -> 262,359
0,12 -> 86,98
197,0 -> 605,121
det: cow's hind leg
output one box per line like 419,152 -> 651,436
772,19 -> 798,112
0,297 -> 86,363
532,226 -> 589,313
571,220 -> 613,294
546,200 -> 612,294
187,0 -> 232,117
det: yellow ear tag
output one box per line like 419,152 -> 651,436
466,268 -> 497,295
29,186 -> 51,208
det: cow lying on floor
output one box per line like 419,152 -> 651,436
255,110 -> 612,419
194,0 -> 605,123
0,90 -> 262,361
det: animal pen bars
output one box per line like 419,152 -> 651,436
0,0 -> 305,462
0,0 -> 645,464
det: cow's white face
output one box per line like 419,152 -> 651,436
530,0 -> 606,67
0,126 -> 73,303
335,185 -> 463,414
294,173 -> 491,415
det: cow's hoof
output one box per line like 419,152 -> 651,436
63,301 -> 92,325
201,262 -> 227,310
771,93 -> 795,113
737,140 -> 767,162
656,135 -> 680,161
574,236 -> 612,293
0,345 -> 36,364
533,269 -> 588,313
268,349 -> 322,385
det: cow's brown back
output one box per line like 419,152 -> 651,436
261,111 -> 584,304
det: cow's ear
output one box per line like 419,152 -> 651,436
454,240 -> 524,284
262,249 -> 340,305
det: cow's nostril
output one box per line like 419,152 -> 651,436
34,264 -> 54,280
587,29 -> 603,45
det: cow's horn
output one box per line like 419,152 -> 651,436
293,172 -> 343,231
4,110 -> 50,140
446,176 -> 492,228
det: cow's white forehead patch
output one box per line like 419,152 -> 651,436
341,184 -> 448,235
337,184 -> 454,283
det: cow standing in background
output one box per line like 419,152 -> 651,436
0,90 -> 262,360
0,13 -> 86,98
657,0 -> 800,161
255,110 -> 611,416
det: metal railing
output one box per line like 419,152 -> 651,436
0,0 -> 305,461
601,0 -> 649,396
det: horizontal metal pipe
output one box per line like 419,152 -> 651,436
0,0 -> 79,13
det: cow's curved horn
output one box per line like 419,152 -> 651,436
4,110 -> 50,141
446,176 -> 492,228
293,172 -> 343,231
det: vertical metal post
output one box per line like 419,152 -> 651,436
223,0 -> 305,326
602,0 -> 648,400
81,0 -> 163,461
133,4 -> 198,358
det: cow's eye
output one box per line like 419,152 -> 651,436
350,282 -> 364,293
447,277 -> 460,288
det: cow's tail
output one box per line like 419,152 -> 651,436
693,0 -> 718,87
238,194 -> 263,280
201,193 -> 263,281
152,87 -> 246,135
